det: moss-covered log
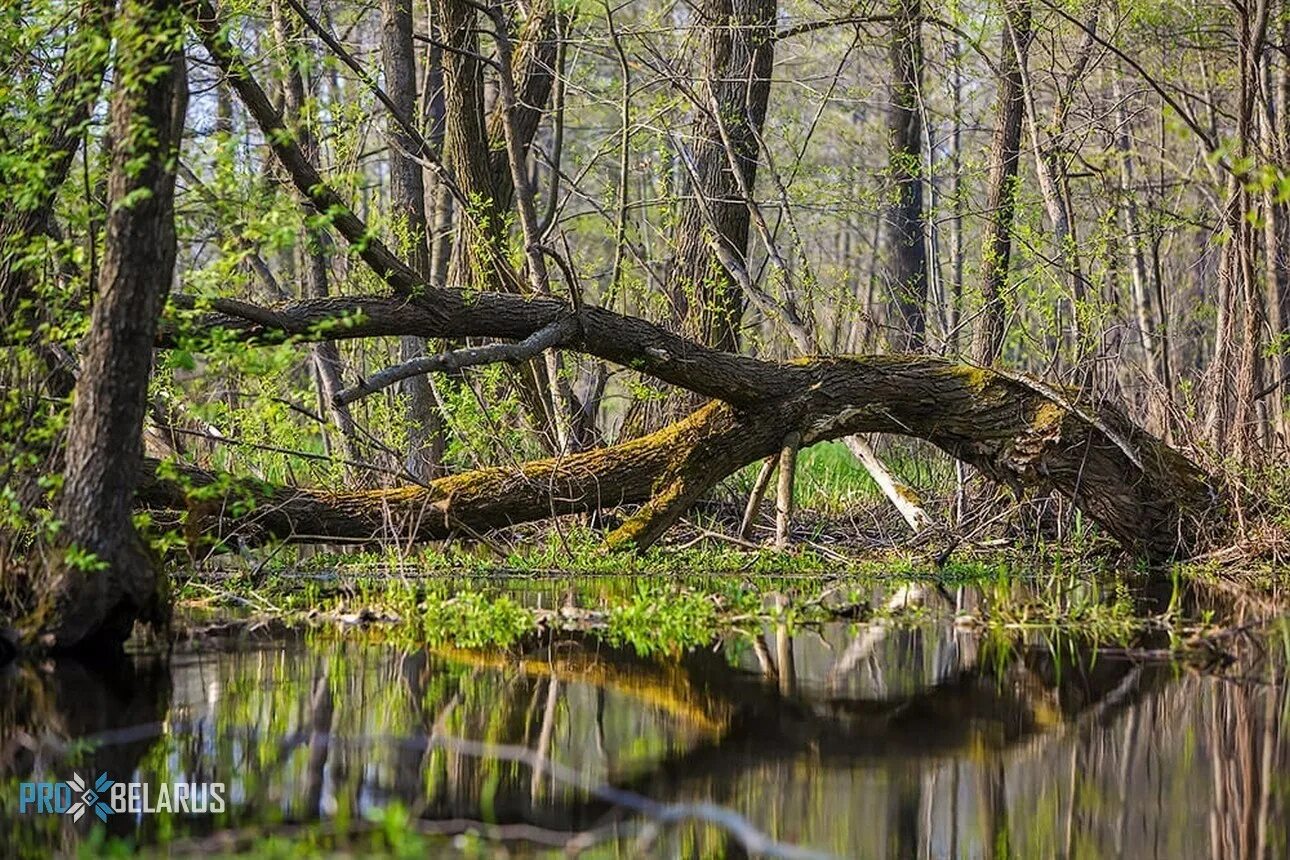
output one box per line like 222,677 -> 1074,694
139,355 -> 1222,561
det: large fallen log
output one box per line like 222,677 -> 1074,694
141,351 -> 1223,561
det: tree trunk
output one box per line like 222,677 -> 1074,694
946,31 -> 965,357
1208,0 -> 1270,461
623,0 -> 775,436
1024,3 -> 1098,380
272,0 -> 364,477
434,0 -> 565,451
973,0 -> 1033,366
1111,66 -> 1167,413
381,0 -> 444,479
438,0 -> 501,289
27,0 -> 187,652
155,292 -> 1226,563
667,0 -> 775,353
1270,30 -> 1290,442
485,0 -> 562,213
885,0 -> 928,351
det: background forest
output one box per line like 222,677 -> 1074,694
2,0 -> 1289,649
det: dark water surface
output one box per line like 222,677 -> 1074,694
1,597 -> 1287,858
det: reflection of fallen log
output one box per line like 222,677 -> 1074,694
429,641 -> 735,736
604,641 -> 1167,797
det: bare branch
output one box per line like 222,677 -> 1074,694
334,316 -> 579,406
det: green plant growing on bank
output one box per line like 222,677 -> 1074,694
606,582 -> 725,656
418,590 -> 532,649
172,553 -> 1215,658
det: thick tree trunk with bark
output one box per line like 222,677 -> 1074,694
667,0 -> 776,353
26,0 -> 187,652
622,0 -> 775,436
436,0 -> 504,292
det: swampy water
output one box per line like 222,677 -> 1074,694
1,580 -> 1287,858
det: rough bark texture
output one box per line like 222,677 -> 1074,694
622,0 -> 775,436
29,0 -> 187,651
149,306 -> 1226,562
885,0 -> 927,350
436,0 -> 503,292
973,0 -> 1033,366
667,0 -> 776,353
381,0 -> 444,478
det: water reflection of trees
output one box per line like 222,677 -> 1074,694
629,620 -> 1288,859
0,656 -> 171,852
0,620 -> 1286,858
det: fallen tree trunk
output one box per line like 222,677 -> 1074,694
139,352 -> 1223,561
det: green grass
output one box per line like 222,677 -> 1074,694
725,439 -> 956,515
791,441 -> 885,513
226,524 -> 938,581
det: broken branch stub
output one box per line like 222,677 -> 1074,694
776,431 -> 802,549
